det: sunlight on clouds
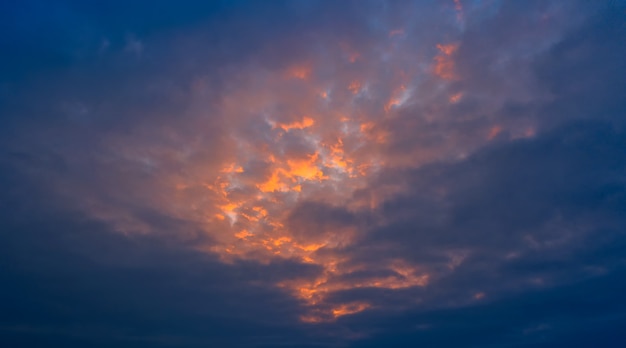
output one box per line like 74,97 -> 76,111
449,91 -> 463,103
78,0 -> 552,323
348,80 -> 362,94
286,63 -> 312,80
286,153 -> 328,181
488,125 -> 502,140
273,116 -> 315,132
2,3 -> 614,346
280,258 -> 429,322
433,43 -> 459,80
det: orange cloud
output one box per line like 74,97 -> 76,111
488,125 -> 502,140
385,84 -> 410,112
257,170 -> 289,193
360,121 -> 389,144
437,43 -> 458,56
433,43 -> 459,80
331,302 -> 371,318
235,230 -> 253,240
286,153 -> 328,182
65,1 -> 581,329
449,92 -> 463,103
348,80 -> 361,94
274,116 -> 315,132
326,138 -> 350,171
286,64 -> 312,80
221,162 -> 244,174
277,256 -> 429,323
93,37 -> 436,323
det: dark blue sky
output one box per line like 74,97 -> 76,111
1,1 -> 626,347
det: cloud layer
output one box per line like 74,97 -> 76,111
1,0 -> 626,346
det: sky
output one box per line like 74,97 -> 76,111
1,0 -> 626,347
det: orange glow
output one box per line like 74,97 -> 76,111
437,43 -> 458,56
433,43 -> 459,80
348,52 -> 360,63
221,162 -> 244,174
76,8 -> 561,327
219,202 -> 238,214
348,80 -> 361,94
274,116 -> 315,132
298,242 -> 326,252
327,139 -> 350,171
286,153 -> 328,181
252,206 -> 268,217
332,302 -> 371,318
272,236 -> 292,246
257,170 -> 289,193
385,98 -> 402,111
286,64 -> 312,80
360,121 -> 389,144
360,122 -> 374,133
449,92 -> 463,103
113,46 -> 435,324
277,258 -> 429,322
235,230 -> 253,239
385,84 -> 409,112
488,125 -> 502,140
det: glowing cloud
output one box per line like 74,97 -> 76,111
286,64 -> 312,80
43,0 -> 591,327
433,43 -> 459,80
273,116 -> 315,132
488,125 -> 502,140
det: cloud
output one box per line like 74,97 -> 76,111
1,0 -> 626,346
0,162 -> 335,347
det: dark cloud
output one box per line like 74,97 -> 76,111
287,201 -> 357,244
0,163 -> 336,348
346,267 -> 626,348
533,4 -> 626,129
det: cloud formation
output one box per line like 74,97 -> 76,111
1,0 -> 625,346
